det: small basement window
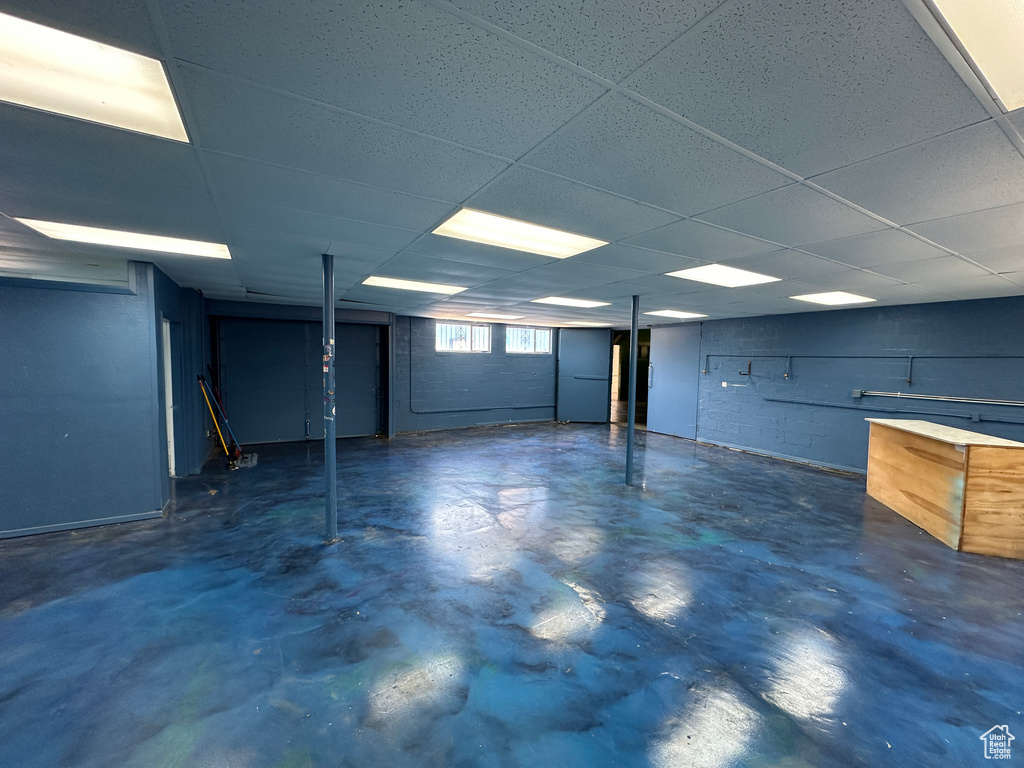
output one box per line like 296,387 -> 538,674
506,326 -> 552,354
436,322 -> 491,352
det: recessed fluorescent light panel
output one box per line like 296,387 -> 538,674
0,12 -> 188,141
531,296 -> 610,308
790,291 -> 876,306
929,0 -> 1024,112
568,321 -> 612,327
643,310 -> 708,319
15,218 -> 230,258
362,276 -> 465,294
643,311 -> 708,319
666,264 -> 780,288
432,208 -> 607,259
467,312 -> 524,320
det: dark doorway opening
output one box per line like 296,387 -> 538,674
610,328 -> 648,428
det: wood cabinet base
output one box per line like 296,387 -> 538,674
866,420 -> 1024,560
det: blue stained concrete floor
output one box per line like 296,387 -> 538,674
1,423 -> 1022,768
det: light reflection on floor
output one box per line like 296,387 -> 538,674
1,422 -> 1023,767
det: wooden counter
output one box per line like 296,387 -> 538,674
865,419 -> 1024,559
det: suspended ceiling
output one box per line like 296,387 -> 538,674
1,0 -> 1023,327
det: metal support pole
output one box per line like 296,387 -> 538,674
625,294 -> 639,486
323,253 -> 338,542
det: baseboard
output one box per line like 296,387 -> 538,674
695,438 -> 866,476
0,509 -> 165,539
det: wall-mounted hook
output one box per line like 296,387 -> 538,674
739,361 -> 751,376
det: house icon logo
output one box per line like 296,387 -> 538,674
980,725 -> 1014,759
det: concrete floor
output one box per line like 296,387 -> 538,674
610,399 -> 646,428
1,423 -> 1022,768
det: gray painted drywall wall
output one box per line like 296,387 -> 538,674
1,262 -> 166,537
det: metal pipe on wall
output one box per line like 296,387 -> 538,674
625,294 -> 639,486
322,253 -> 338,543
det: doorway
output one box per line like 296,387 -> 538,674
610,329 -> 649,428
556,328 -> 612,423
215,317 -> 384,445
646,324 -> 701,439
161,319 -> 184,477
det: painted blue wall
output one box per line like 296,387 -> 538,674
394,316 -> 556,432
695,296 -> 1024,472
0,263 -> 209,537
1,263 -> 164,536
153,266 -> 210,485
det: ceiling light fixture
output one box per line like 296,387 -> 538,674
928,0 -> 1024,112
362,275 -> 466,294
0,11 -> 188,141
15,218 -> 230,258
568,321 -> 613,327
644,309 -> 708,320
790,291 -> 876,306
467,312 -> 524,320
432,208 -> 607,259
666,264 -> 780,287
531,296 -> 610,308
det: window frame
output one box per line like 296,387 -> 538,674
505,325 -> 553,355
435,321 -> 491,353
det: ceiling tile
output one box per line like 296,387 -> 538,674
623,219 -> 779,261
908,202 -> 1024,254
1001,271 -> 1024,287
0,191 -> 225,244
574,243 -> 700,273
334,283 -> 421,307
801,229 -> 948,269
0,186 -> 223,247
422,279 -> 539,304
179,67 -> 510,202
624,274 -> 706,292
798,269 -> 905,292
0,0 -> 162,56
961,245 -> 1024,274
148,256 -> 243,293
0,242 -> 130,286
525,94 -> 790,215
366,253 -> 515,285
623,0 -> 987,177
229,231 -> 334,285
162,0 -> 606,157
466,166 -> 679,242
203,153 -> 454,231
406,234 -> 555,271
523,260 -> 647,288
871,256 -> 990,282
571,281 -> 681,300
0,102 -> 208,192
910,274 -> 1023,301
223,202 -> 419,253
696,184 -> 887,245
323,245 -> 399,272
446,0 -> 720,82
813,122 -> 1024,224
722,249 -> 848,280
1009,109 -> 1024,137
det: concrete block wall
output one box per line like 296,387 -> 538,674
394,316 -> 556,432
696,296 -> 1024,472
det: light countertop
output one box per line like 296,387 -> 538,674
866,419 -> 1024,448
